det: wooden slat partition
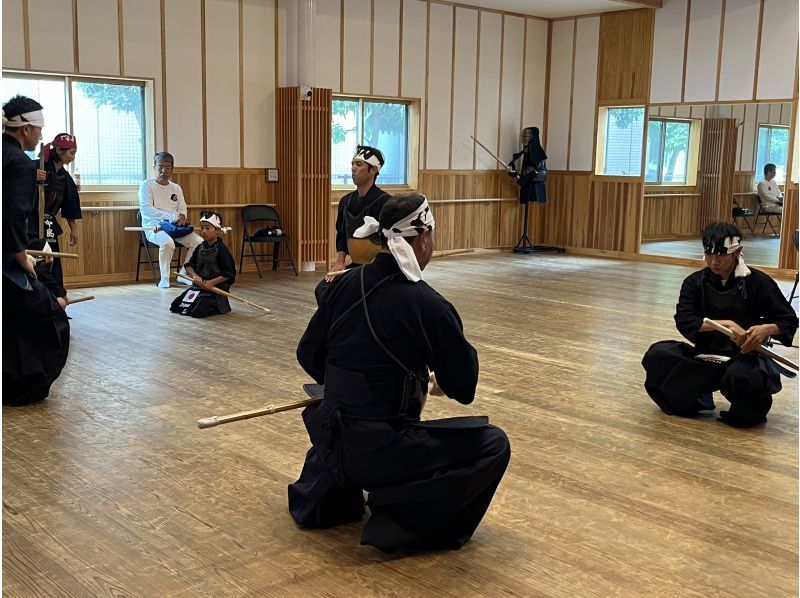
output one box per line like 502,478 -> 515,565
640,192 -> 701,240
276,87 -> 301,265
698,118 -> 737,230
276,87 -> 332,267
778,185 -> 798,270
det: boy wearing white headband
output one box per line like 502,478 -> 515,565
326,145 -> 390,282
3,94 -> 71,406
642,221 -> 797,427
170,211 -> 236,318
290,193 -> 510,553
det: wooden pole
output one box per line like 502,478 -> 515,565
26,250 -> 79,259
175,273 -> 271,313
702,318 -> 799,371
67,295 -> 95,304
197,397 -> 321,428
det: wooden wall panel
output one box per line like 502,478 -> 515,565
641,192 -> 701,240
2,0 -> 26,69
756,0 -> 799,100
546,20 -> 573,170
314,0 -> 341,91
451,8 -> 479,169
474,11 -> 502,170
205,0 -> 241,168
649,0 -> 687,104
522,18 -> 548,130
718,0 -> 760,102
242,0 -> 276,168
498,15 -> 525,168
372,0 -> 400,97
77,0 -> 120,75
569,17 -> 600,171
28,0 -> 74,73
683,0 -> 722,103
425,3 -> 453,169
276,87 -> 300,264
300,88 -> 332,263
342,0 -> 371,94
164,0 -> 203,166
597,10 -> 654,103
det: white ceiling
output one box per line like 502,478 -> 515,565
448,0 -> 648,19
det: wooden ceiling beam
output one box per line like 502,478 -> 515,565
611,0 -> 663,8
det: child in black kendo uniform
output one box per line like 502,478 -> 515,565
170,211 -> 236,318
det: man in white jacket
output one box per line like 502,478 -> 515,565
756,162 -> 784,213
138,152 -> 202,288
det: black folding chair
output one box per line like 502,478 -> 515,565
239,205 -> 298,277
135,212 -> 183,285
755,194 -> 782,237
788,229 -> 799,304
731,198 -> 755,236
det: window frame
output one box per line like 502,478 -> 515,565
645,117 -> 694,186
2,69 -> 155,190
331,93 -> 419,191
755,123 -> 790,185
594,105 -> 646,178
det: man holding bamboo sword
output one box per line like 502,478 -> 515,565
642,222 -> 798,427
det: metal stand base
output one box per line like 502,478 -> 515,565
512,202 -> 564,254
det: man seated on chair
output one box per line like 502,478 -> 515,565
757,162 -> 784,214
324,146 -> 391,283
138,152 -> 202,288
641,221 -> 797,428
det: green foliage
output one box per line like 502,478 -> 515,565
332,99 -> 405,147
75,82 -> 143,130
610,107 -> 644,130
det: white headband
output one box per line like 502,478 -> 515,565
353,148 -> 383,173
3,109 -> 45,129
199,213 -> 232,233
353,198 -> 436,282
703,235 -> 751,278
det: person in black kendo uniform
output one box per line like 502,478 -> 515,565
642,222 -> 797,427
289,193 -> 511,553
508,126 -> 548,204
324,146 -> 391,283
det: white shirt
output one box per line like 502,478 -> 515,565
756,178 -> 783,209
138,179 -> 188,228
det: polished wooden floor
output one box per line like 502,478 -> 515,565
4,253 -> 798,597
641,236 -> 782,267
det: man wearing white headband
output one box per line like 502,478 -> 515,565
138,151 -> 203,288
642,221 -> 797,427
170,210 -> 236,318
290,193 -> 510,553
3,94 -> 71,406
326,145 -> 390,282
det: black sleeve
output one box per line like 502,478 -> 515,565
185,243 -> 201,270
427,302 -> 479,405
34,265 -> 67,298
60,174 -> 82,220
754,274 -> 798,346
3,155 -> 36,253
335,196 -> 348,254
674,273 -> 703,343
297,308 -> 329,384
217,241 -> 236,284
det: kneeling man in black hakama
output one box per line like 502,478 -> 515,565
288,193 -> 510,553
642,222 -> 797,427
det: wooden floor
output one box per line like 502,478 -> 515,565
3,253 -> 799,597
641,236 -> 781,267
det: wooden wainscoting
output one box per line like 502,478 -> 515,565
641,186 -> 701,241
534,173 -> 642,253
61,170 -> 277,287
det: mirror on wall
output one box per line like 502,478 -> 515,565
639,102 -> 792,268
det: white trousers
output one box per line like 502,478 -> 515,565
145,230 -> 203,280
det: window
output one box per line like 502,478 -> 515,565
3,72 -> 148,186
601,107 -> 644,176
755,124 -> 789,183
332,97 -> 409,185
645,119 -> 691,184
